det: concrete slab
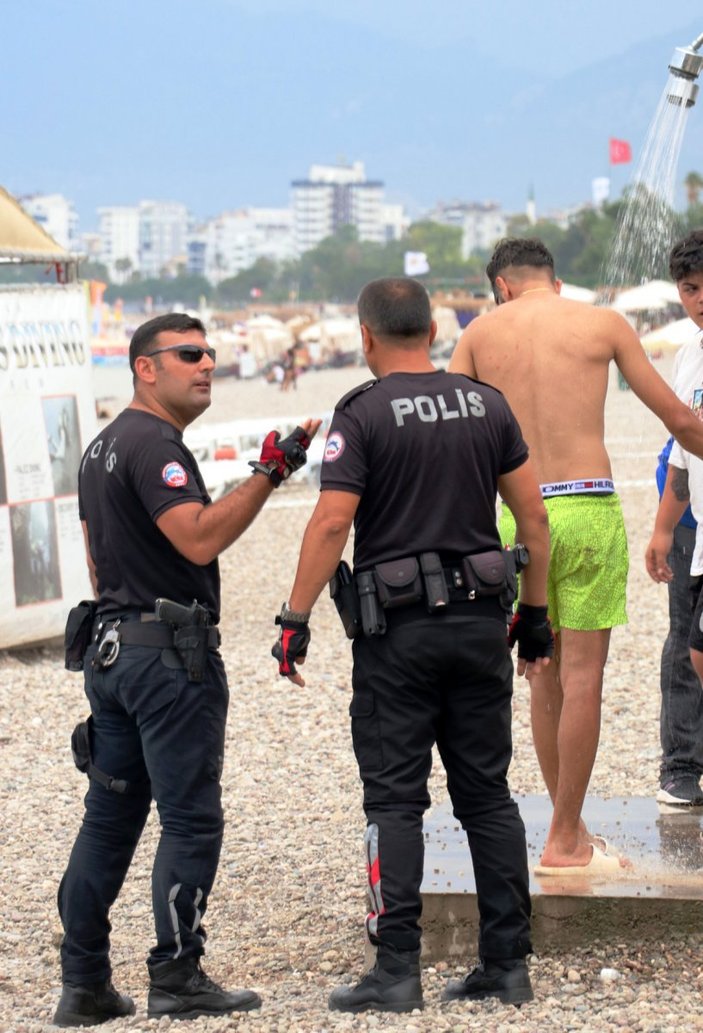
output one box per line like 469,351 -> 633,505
420,794 -> 703,957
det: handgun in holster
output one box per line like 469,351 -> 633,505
155,597 -> 212,682
329,560 -> 362,639
355,571 -> 387,637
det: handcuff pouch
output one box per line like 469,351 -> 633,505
461,550 -> 508,598
373,557 -> 423,609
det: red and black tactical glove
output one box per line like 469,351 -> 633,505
272,604 -> 311,677
249,427 -> 311,487
508,603 -> 555,662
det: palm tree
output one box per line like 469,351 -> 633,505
114,256 -> 133,284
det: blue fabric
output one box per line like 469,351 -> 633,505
657,437 -> 697,530
660,525 -> 703,778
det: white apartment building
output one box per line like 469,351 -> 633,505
97,206 -> 140,282
291,161 -> 387,255
138,200 -> 189,278
381,203 -> 410,242
427,201 -> 507,259
20,193 -> 80,252
188,207 -> 295,284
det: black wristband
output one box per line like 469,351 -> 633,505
516,603 -> 548,623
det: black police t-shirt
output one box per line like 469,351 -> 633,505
320,370 -> 528,571
78,409 -> 220,618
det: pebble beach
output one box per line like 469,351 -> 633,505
3,355 -> 703,1033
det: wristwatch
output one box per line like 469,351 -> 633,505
248,459 -> 280,484
280,602 -> 311,623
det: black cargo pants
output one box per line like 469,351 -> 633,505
58,637 -> 228,984
350,603 -> 531,960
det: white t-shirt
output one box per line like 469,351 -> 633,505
669,330 -> 703,574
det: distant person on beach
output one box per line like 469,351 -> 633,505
645,230 -> 703,811
54,313 -> 320,1026
450,237 -> 703,876
281,346 -> 298,391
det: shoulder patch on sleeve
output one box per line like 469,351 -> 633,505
334,379 -> 378,411
162,461 -> 189,488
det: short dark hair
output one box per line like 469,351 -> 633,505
669,230 -> 703,282
486,237 -> 555,291
357,277 -> 432,339
129,313 -> 207,371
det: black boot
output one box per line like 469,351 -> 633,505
53,981 -> 136,1027
328,945 -> 423,1013
147,957 -> 261,1019
442,958 -> 533,1007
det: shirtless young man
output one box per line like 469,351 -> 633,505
449,237 -> 703,874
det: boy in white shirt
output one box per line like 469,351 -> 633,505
646,230 -> 703,809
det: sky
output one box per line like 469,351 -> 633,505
2,1 -> 702,230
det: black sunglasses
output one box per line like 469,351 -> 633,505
146,343 -> 217,364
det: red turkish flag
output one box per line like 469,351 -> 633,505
609,138 -> 632,165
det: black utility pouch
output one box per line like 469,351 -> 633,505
461,550 -> 507,598
70,717 -> 92,773
64,600 -> 98,671
374,556 -> 423,608
70,714 -> 132,793
329,561 -> 362,639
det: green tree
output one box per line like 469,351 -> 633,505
77,259 -> 111,283
105,274 -> 211,307
405,221 -> 463,273
685,171 -> 703,207
214,258 -> 279,306
114,257 -> 133,283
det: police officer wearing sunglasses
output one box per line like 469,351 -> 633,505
55,313 -> 320,1026
273,278 -> 553,1014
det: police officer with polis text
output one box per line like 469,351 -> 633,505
272,278 -> 553,1013
54,313 -> 320,1026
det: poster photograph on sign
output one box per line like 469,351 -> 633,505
9,500 -> 62,607
42,395 -> 81,498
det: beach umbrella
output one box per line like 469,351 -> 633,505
640,317 -> 701,351
560,283 -> 596,303
611,280 -> 681,312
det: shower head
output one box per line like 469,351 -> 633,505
668,35 -> 703,107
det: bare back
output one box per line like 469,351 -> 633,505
450,293 -> 667,484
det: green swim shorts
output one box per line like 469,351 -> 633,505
499,493 -> 628,633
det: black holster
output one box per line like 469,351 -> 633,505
173,626 -> 210,682
329,561 -> 362,639
64,600 -> 98,671
356,571 -> 387,636
154,598 -> 213,682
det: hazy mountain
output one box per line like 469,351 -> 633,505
4,3 -> 701,220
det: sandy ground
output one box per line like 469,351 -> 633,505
4,355 -> 703,1032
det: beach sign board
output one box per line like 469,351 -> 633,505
0,284 -> 96,648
